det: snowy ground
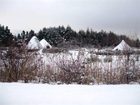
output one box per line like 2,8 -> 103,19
40,48 -> 140,71
0,83 -> 140,105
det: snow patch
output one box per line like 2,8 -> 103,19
113,40 -> 132,51
27,36 -> 42,49
40,39 -> 52,49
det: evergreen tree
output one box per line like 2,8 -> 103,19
2,25 -> 137,48
135,39 -> 140,47
0,25 -> 13,46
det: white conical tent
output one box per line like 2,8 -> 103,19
40,39 -> 52,49
113,40 -> 132,51
27,36 -> 43,49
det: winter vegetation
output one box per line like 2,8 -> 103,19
1,0 -> 140,104
0,24 -> 140,84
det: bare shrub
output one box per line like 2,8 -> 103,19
54,50 -> 96,84
86,54 -> 100,63
0,45 -> 42,83
42,47 -> 67,53
39,65 -> 57,83
56,59 -> 84,84
134,54 -> 139,61
104,56 -> 112,62
51,50 -> 140,84
1,45 -> 139,84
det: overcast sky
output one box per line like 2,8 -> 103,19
0,0 -> 140,38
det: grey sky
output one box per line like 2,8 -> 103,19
0,0 -> 140,38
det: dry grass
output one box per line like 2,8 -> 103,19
0,47 -> 140,84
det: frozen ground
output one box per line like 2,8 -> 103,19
0,83 -> 140,105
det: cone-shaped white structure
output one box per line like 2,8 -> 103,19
27,36 -> 42,49
113,40 -> 132,51
40,39 -> 52,49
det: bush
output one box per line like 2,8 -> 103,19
0,46 -> 42,83
86,55 -> 100,63
104,56 -> 112,62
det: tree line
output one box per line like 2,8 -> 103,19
0,24 -> 140,48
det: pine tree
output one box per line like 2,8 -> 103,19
0,25 -> 13,46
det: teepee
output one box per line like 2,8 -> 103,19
27,36 -> 42,49
113,40 -> 132,51
40,39 -> 52,49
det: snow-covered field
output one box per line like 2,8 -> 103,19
40,48 -> 140,71
26,36 -> 140,71
0,83 -> 140,105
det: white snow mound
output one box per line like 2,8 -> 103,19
40,39 -> 52,49
27,36 -> 42,49
113,40 -> 132,51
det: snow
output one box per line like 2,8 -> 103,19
40,39 -> 52,49
113,40 -> 132,51
27,36 -> 42,49
0,83 -> 140,105
37,47 -> 140,72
